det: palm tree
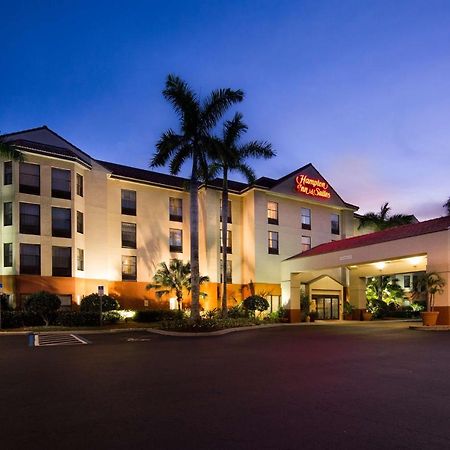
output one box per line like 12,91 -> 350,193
146,259 -> 209,310
151,75 -> 243,321
443,197 -> 450,216
209,113 -> 275,316
413,272 -> 446,312
358,202 -> 415,231
0,134 -> 24,161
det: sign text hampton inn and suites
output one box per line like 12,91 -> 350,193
294,174 -> 331,199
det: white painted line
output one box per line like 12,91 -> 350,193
71,334 -> 89,344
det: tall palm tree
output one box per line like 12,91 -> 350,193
444,197 -> 450,216
0,134 -> 24,161
358,202 -> 415,231
146,259 -> 209,310
151,75 -> 243,320
209,113 -> 275,316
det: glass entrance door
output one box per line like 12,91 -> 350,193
313,296 -> 340,320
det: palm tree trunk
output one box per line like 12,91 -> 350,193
190,153 -> 200,321
221,169 -> 229,317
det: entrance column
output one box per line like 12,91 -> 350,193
288,273 -> 302,323
349,273 -> 366,320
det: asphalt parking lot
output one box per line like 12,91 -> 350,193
1,323 -> 450,450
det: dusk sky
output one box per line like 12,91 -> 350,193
1,0 -> 449,219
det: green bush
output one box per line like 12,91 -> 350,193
134,309 -> 184,323
159,317 -> 261,332
243,295 -> 269,316
1,311 -> 45,328
227,305 -> 247,318
0,294 -> 13,312
23,291 -> 61,326
56,311 -> 120,327
80,294 -> 120,312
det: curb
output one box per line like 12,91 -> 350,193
409,325 -> 450,332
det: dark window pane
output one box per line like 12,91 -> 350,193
169,197 -> 183,222
169,228 -> 182,253
19,163 -> 40,195
268,231 -> 279,255
4,202 -> 12,226
267,201 -> 278,225
52,246 -> 71,277
220,229 -> 232,254
76,173 -> 83,197
121,190 -> 136,215
77,211 -> 84,234
220,200 -> 232,224
121,222 -> 136,248
77,248 -> 84,271
4,161 -> 12,185
331,214 -> 340,235
52,207 -> 71,238
4,243 -> 12,267
19,203 -> 40,235
301,208 -> 311,230
52,168 -> 71,199
20,244 -> 40,275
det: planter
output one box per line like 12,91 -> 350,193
343,313 -> 353,321
420,311 -> 440,326
362,312 -> 373,321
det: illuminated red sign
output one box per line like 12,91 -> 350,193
295,174 -> 331,199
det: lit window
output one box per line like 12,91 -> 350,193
52,246 -> 72,277
77,248 -> 84,271
4,202 -> 12,226
404,275 -> 411,289
19,162 -> 40,195
301,235 -> 311,252
121,189 -> 136,215
169,197 -> 183,222
301,208 -> 311,230
51,168 -> 71,199
52,207 -> 71,238
20,203 -> 40,235
77,211 -> 84,234
4,243 -> 12,267
331,214 -> 340,235
4,161 -> 12,185
268,231 -> 279,255
76,173 -> 83,197
122,255 -> 137,281
220,229 -> 232,254
122,222 -> 137,249
267,201 -> 278,225
20,243 -> 40,275
220,260 -> 232,283
220,199 -> 232,223
169,229 -> 183,253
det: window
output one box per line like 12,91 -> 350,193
121,189 -> 136,215
51,168 -> 71,199
268,231 -> 279,255
331,214 -> 340,235
20,244 -> 40,275
122,222 -> 137,249
220,229 -> 232,254
58,295 -> 72,309
220,199 -> 232,223
301,235 -> 311,252
4,243 -> 12,267
52,246 -> 72,277
4,161 -> 12,185
122,255 -> 137,281
267,201 -> 279,225
77,211 -> 84,234
220,259 -> 232,283
404,275 -> 411,289
52,207 -> 71,238
169,197 -> 183,222
19,162 -> 40,195
77,248 -> 84,271
301,208 -> 311,230
76,173 -> 83,197
169,228 -> 183,253
4,202 -> 12,226
19,203 -> 40,235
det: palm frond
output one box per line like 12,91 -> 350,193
169,144 -> 191,175
0,141 -> 24,162
234,162 -> 256,184
223,112 -> 247,147
239,140 -> 275,159
201,88 -> 244,130
152,129 -> 184,167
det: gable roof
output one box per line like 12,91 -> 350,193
285,215 -> 450,260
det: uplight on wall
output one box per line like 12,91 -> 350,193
373,262 -> 386,271
408,256 -> 422,267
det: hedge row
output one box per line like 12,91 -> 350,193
133,309 -> 184,323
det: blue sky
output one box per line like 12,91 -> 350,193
1,0 -> 449,219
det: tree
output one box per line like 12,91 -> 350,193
413,272 -> 446,312
146,259 -> 210,310
209,112 -> 275,316
80,293 -> 120,312
358,202 -> 415,231
151,75 -> 243,321
0,134 -> 24,161
444,197 -> 450,216
23,291 -> 61,326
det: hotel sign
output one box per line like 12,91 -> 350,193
295,174 -> 331,199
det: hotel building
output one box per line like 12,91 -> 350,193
1,126 -> 449,323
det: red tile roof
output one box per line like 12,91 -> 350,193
286,215 -> 450,260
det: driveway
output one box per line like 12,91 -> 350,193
1,323 -> 449,449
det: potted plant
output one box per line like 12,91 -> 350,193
308,311 -> 318,323
414,272 -> 446,326
362,301 -> 373,321
343,301 -> 353,320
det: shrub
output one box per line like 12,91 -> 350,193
80,293 -> 120,312
0,294 -> 13,312
134,309 -> 184,323
23,291 -> 61,326
55,311 -> 120,327
243,295 -> 269,316
1,311 -> 45,328
159,317 -> 261,332
227,305 -> 247,319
